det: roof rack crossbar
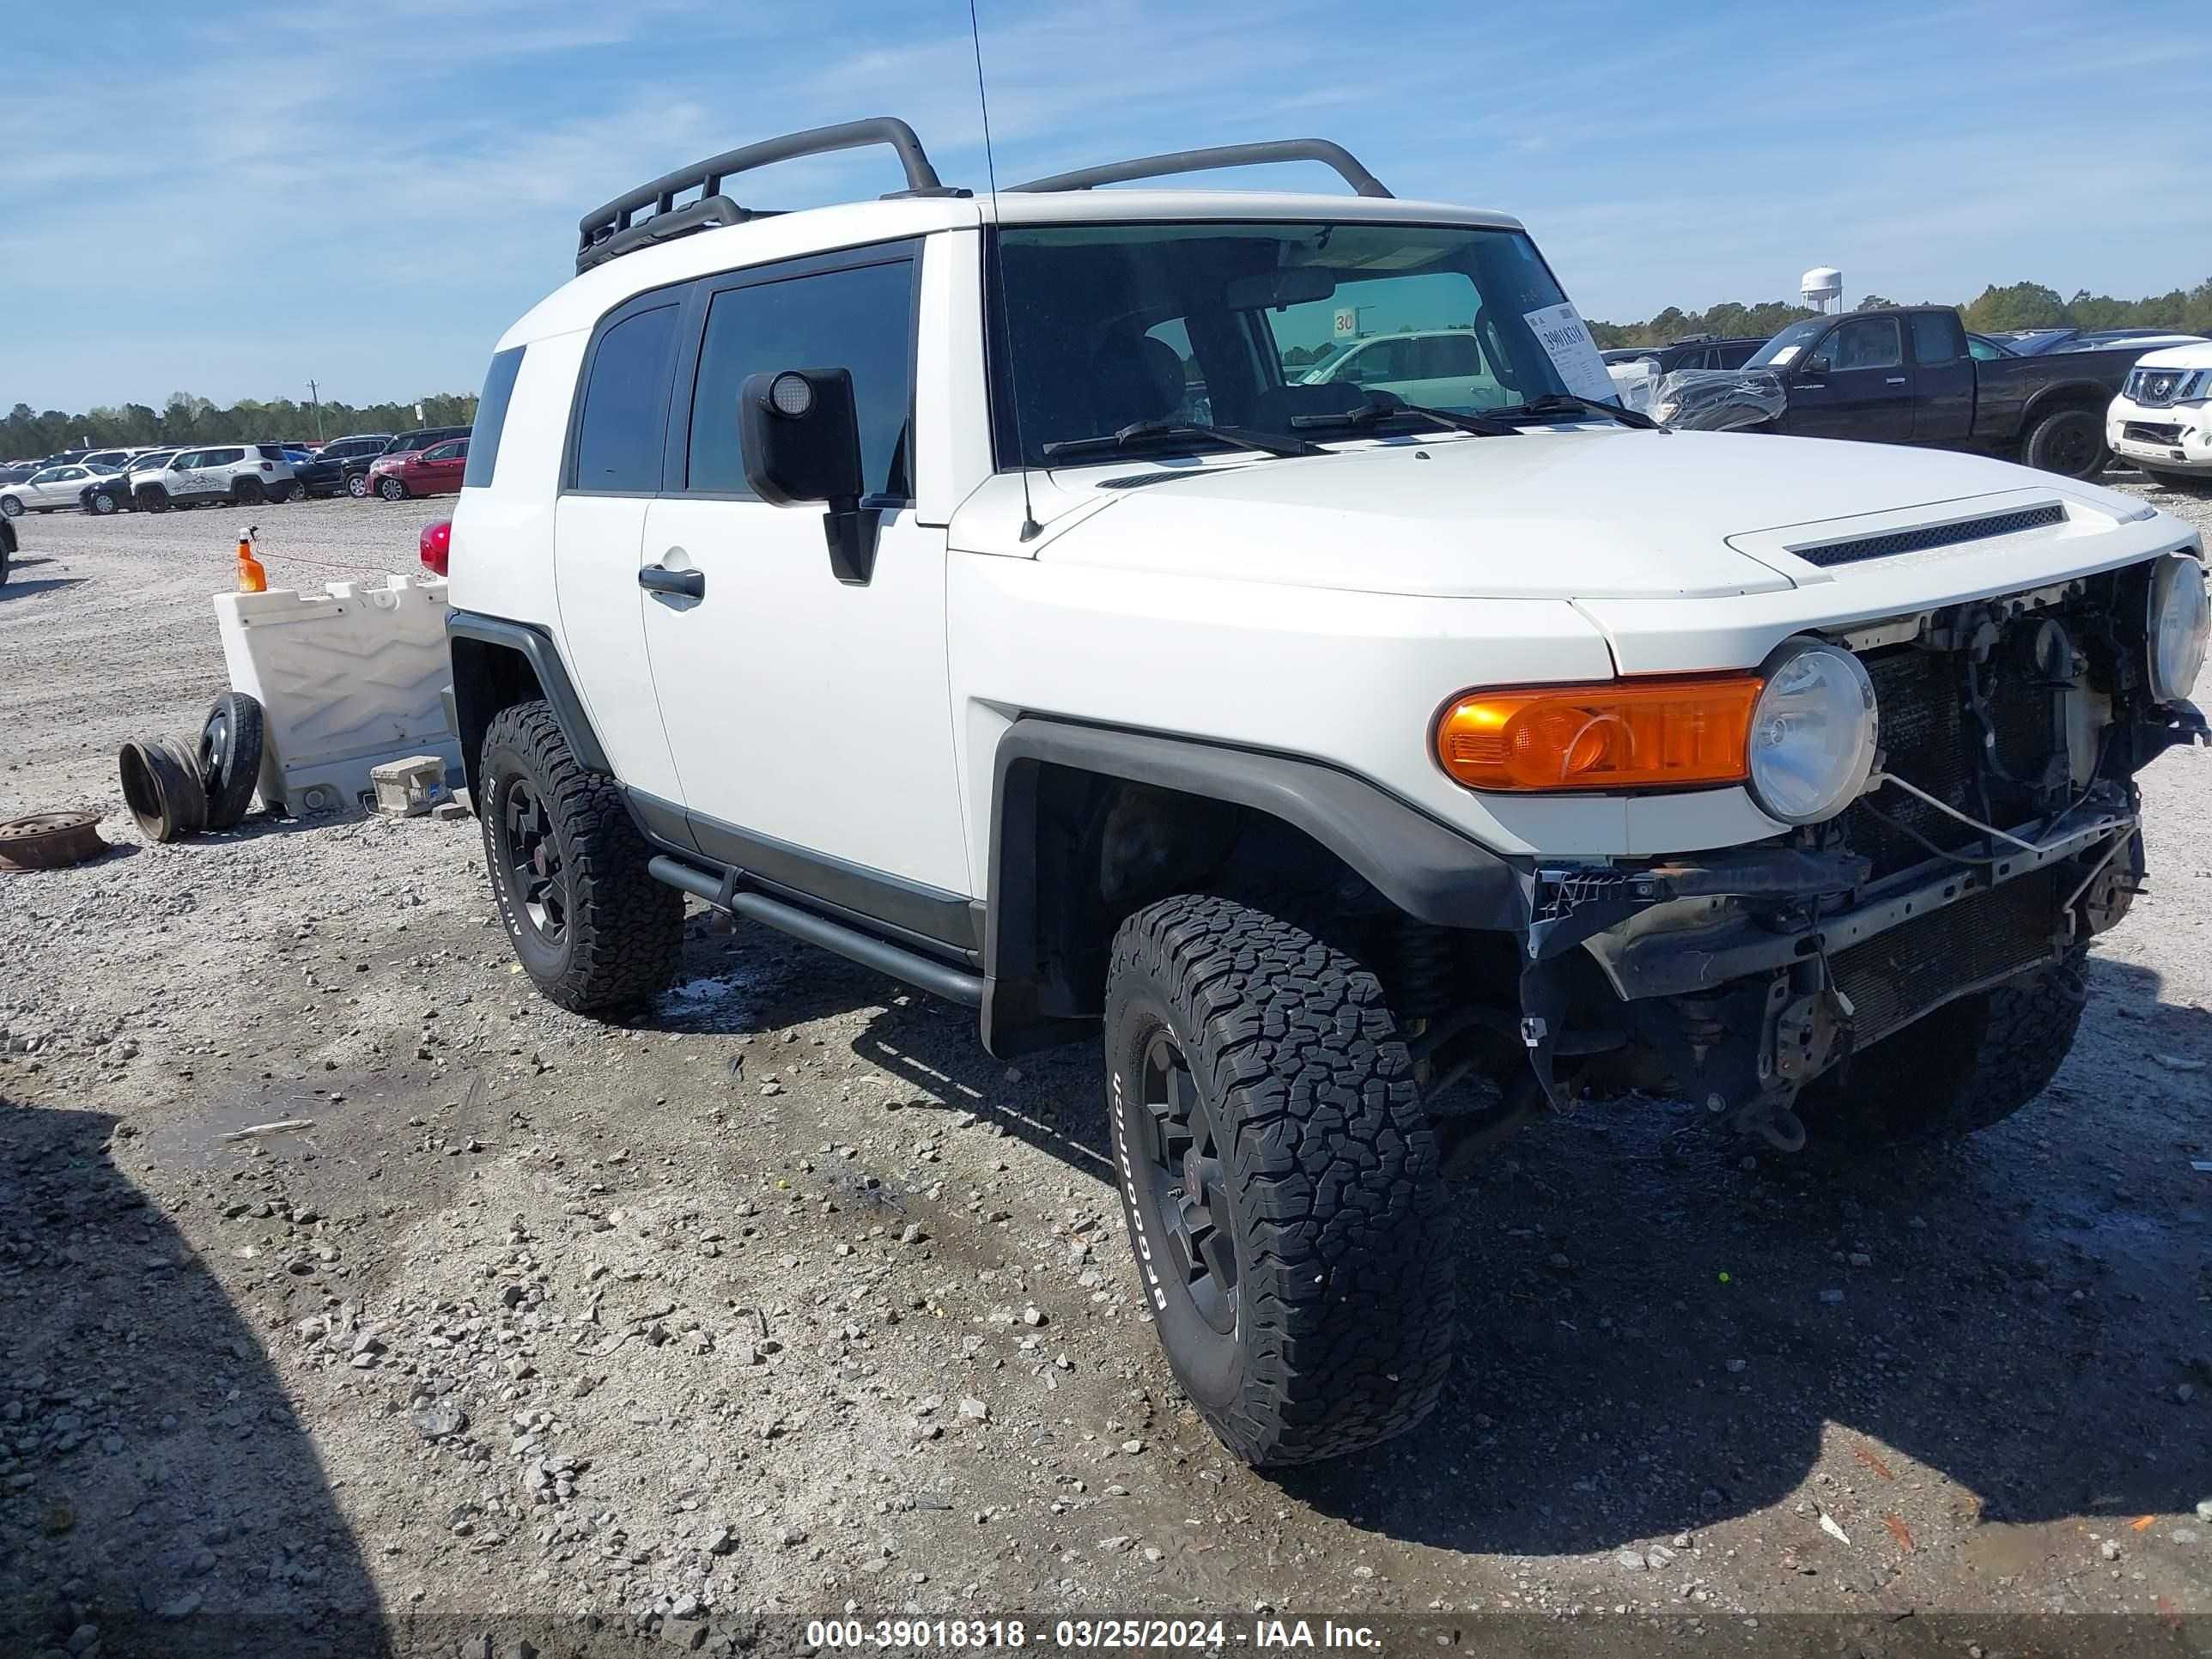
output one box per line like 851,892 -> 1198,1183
1011,139 -> 1392,198
576,117 -> 951,274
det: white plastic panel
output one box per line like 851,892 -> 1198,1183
214,575 -> 459,814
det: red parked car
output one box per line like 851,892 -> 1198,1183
367,435 -> 469,501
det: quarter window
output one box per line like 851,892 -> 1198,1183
465,346 -> 525,488
685,258 -> 915,499
573,303 -> 680,492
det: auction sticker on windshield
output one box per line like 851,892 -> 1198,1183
1522,302 -> 1618,404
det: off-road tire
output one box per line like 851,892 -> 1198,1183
1102,893 -> 1455,1467
2022,405 -> 2108,479
1808,945 -> 2088,1147
479,700 -> 681,1015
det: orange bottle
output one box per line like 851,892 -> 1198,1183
236,526 -> 267,595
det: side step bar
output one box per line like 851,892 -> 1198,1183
647,855 -> 985,1008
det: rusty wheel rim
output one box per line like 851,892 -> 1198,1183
0,811 -> 109,870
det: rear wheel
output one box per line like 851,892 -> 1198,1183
1102,894 -> 1455,1467
1806,946 -> 2088,1148
479,700 -> 683,1014
2022,405 -> 2108,478
233,476 -> 266,505
346,472 -> 371,499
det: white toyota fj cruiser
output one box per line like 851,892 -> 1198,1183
446,121 -> 2209,1468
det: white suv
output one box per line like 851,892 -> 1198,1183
2108,343 -> 2212,487
137,443 -> 296,509
445,120 -> 2208,1469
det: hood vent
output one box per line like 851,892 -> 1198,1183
1792,503 -> 2065,569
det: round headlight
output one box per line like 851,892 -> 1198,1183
2147,551 -> 2209,704
1747,639 -> 1879,825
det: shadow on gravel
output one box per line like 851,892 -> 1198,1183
0,1092 -> 389,1658
0,578 -> 88,602
633,921 -> 2212,1563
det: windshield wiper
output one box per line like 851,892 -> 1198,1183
1494,392 -> 1665,431
1040,419 -> 1324,462
1289,400 -> 1517,438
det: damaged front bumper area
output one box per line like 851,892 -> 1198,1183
1516,787 -> 2142,1150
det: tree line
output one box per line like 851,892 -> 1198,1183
3,391 -> 480,462
1588,276 -> 2212,347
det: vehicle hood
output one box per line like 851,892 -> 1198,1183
1013,429 -> 2118,599
2133,341 -> 2212,373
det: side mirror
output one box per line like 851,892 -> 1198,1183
1802,352 -> 1832,376
738,368 -> 877,584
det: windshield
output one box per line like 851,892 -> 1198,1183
988,221 -> 1585,467
1745,318 -> 1827,368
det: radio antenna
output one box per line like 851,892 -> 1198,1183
967,0 -> 1042,542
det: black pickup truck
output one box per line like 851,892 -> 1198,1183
1669,306 -> 2156,479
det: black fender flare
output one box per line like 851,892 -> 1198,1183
446,611 -> 611,801
2016,379 -> 2114,437
981,716 -> 1525,1054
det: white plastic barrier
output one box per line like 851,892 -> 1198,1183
213,574 -> 458,815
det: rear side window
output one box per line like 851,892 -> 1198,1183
464,346 -> 524,488
208,447 -> 245,465
573,304 -> 679,492
1910,313 -> 1961,365
685,258 -> 915,499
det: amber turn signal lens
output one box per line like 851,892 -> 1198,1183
1435,676 -> 1763,792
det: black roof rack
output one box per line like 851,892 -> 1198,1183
1011,139 -> 1391,199
575,117 -> 964,275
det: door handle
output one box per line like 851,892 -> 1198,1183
638,566 -> 704,599
1885,376 -> 1907,386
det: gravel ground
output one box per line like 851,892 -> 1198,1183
3,475 -> 2210,1659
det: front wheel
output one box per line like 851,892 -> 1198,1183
88,491 -> 118,515
1103,894 -> 1455,1468
0,497 -> 21,519
479,701 -> 683,1014
1805,945 -> 2088,1148
2022,406 -> 2109,478
377,477 -> 409,501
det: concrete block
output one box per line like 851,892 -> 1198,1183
370,755 -> 449,817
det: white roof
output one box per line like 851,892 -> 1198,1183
501,189 -> 1525,347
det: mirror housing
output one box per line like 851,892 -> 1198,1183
738,368 -> 878,584
1222,266 -> 1335,312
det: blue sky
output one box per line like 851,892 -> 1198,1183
3,0 -> 2207,413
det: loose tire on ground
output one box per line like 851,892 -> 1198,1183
1805,945 -> 2088,1147
479,700 -> 682,1014
2022,405 -> 2109,479
1102,893 -> 1456,1467
196,691 -> 265,830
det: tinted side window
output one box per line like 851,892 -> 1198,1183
465,346 -> 525,488
686,259 -> 914,499
1910,313 -> 1961,365
1827,318 -> 1902,372
574,304 -> 679,492
207,447 -> 245,465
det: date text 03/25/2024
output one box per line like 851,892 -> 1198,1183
803,1618 -> 1381,1650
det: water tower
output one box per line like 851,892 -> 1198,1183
1801,266 -> 1844,314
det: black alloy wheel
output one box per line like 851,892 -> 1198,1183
1133,1029 -> 1240,1337
499,777 -> 570,948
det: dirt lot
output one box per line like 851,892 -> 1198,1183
3,478 -> 2211,1659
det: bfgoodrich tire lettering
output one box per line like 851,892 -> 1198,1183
479,700 -> 682,1013
1102,893 -> 1455,1467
